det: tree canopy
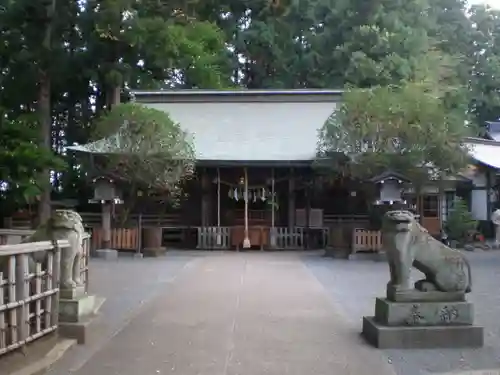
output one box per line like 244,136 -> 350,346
88,103 -> 195,193
0,112 -> 64,215
1,0 -> 500,218
317,81 -> 473,183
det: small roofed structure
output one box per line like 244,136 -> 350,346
368,171 -> 411,205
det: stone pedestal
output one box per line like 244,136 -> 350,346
58,286 -> 105,344
59,295 -> 96,323
362,296 -> 484,348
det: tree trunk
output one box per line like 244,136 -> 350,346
36,0 -> 57,226
37,72 -> 52,225
107,86 -> 121,109
101,84 -> 121,248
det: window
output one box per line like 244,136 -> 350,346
423,195 -> 439,217
442,192 -> 455,221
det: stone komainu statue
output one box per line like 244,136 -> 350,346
22,210 -> 86,290
491,209 -> 500,248
382,210 -> 472,294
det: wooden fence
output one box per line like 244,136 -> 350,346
78,213 -> 180,229
82,213 -> 178,252
352,228 -> 383,253
90,228 -> 139,251
196,226 -> 331,250
323,214 -> 369,226
197,227 -> 231,249
0,232 -> 91,357
273,227 -> 305,249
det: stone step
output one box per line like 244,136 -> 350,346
362,316 -> 484,349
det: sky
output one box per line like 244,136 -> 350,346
471,0 -> 500,8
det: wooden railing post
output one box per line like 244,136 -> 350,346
137,214 -> 143,254
15,254 -> 29,344
197,227 -> 202,249
81,235 -> 90,293
7,256 -> 17,345
0,237 -> 80,356
0,272 -> 5,350
51,243 -> 61,328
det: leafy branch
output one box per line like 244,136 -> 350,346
89,103 -> 195,201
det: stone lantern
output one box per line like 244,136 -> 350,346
89,176 -> 122,252
90,177 -> 122,204
369,171 -> 410,207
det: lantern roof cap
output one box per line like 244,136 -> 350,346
368,171 -> 411,184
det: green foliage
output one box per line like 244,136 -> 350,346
0,112 -> 65,212
90,103 -> 195,193
0,0 -> 234,216
445,198 -> 478,242
468,6 -> 500,127
1,0 -> 500,217
317,77 -> 473,183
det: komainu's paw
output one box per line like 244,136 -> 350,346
414,279 -> 438,292
61,279 -> 77,290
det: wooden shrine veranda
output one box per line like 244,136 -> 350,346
5,165 -> 446,255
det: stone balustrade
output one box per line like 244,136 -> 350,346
0,227 -> 94,357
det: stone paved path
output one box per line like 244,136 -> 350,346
45,252 -> 396,375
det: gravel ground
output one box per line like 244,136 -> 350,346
303,250 -> 500,375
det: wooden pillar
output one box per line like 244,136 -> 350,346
101,77 -> 121,250
3,217 -> 12,229
201,169 -> 210,227
271,168 -> 275,228
270,168 -> 276,248
137,213 -> 143,253
217,168 -> 221,227
243,167 -> 251,248
216,168 -> 221,245
102,203 -> 111,248
305,179 -> 311,250
487,169 -> 492,221
288,168 -> 295,228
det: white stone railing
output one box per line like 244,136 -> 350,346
0,229 -> 35,246
0,230 -> 90,294
0,240 -> 68,356
0,231 -> 92,356
81,233 -> 90,293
